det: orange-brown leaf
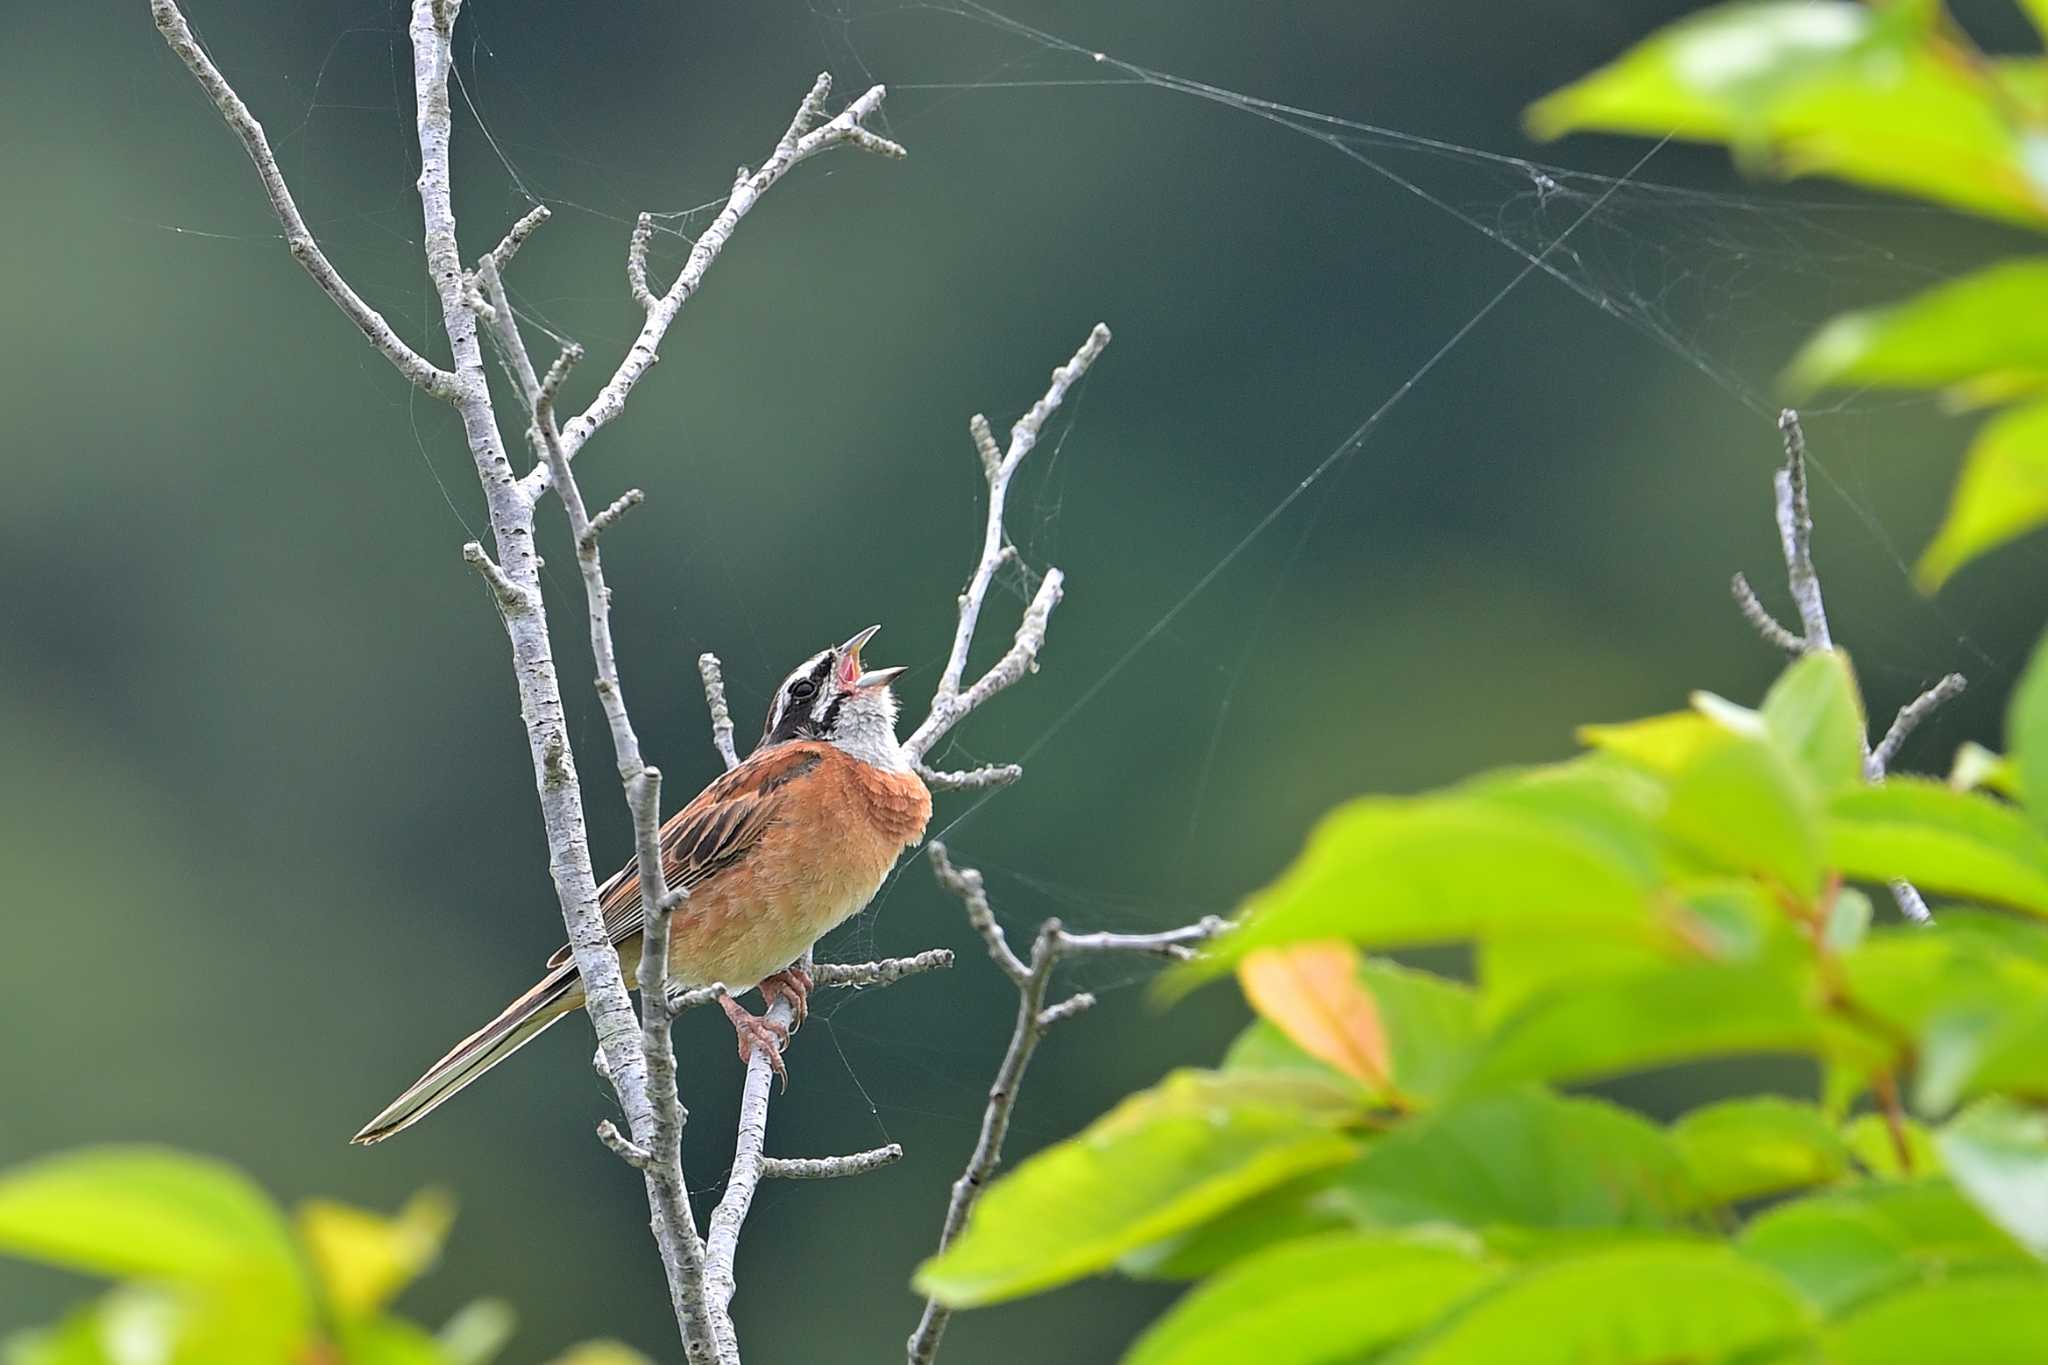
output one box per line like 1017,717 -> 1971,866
1236,942 -> 1391,1091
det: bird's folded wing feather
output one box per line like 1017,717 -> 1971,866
545,743 -> 826,968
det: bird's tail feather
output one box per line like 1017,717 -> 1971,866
351,966 -> 581,1145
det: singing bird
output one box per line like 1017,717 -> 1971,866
351,626 -> 931,1145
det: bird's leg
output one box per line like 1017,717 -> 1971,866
758,962 -> 815,1030
719,990 -> 790,1087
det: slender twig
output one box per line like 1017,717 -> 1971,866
1869,673 -> 1967,778
906,324 -> 1112,766
668,950 -> 955,1012
1733,410 -> 1955,927
150,1 -> 457,401
699,653 -> 742,771
628,211 -> 656,313
1730,573 -> 1803,655
917,762 -> 1024,792
907,843 -> 1228,1365
1774,410 -> 1833,651
525,74 -> 907,496
761,1145 -> 903,1180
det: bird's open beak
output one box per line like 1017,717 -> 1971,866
837,624 -> 907,690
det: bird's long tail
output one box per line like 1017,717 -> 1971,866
351,965 -> 582,1145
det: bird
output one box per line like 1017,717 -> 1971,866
351,625 -> 931,1145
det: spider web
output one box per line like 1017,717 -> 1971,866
149,0 -> 2014,1154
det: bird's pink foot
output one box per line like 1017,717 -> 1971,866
719,991 -> 790,1087
758,964 -> 815,1030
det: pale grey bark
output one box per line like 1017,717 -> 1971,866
155,3 -> 908,1359
906,845 -> 1227,1365
1733,410 -> 1966,926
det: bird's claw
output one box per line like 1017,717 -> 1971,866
758,964 -> 814,1030
719,992 -> 791,1089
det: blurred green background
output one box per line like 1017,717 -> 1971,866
4,0 -> 2044,1359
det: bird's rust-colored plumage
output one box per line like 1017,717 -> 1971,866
563,739 -> 931,992
352,627 -> 930,1145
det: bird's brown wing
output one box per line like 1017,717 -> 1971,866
545,742 -> 827,969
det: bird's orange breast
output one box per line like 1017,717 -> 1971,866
658,753 -> 929,990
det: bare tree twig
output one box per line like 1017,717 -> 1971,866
907,843 -> 1228,1365
917,762 -> 1024,792
526,74 -> 907,496
1869,673 -> 1967,778
151,1 -> 458,400
699,652 -> 742,771
906,323 -> 1112,766
1734,409 -> 1958,926
1730,573 -> 1804,655
761,1145 -> 903,1180
667,950 -> 955,1012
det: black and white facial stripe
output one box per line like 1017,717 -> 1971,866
760,648 -> 842,748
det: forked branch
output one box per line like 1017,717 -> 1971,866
906,844 -> 1228,1365
1731,409 -> 1965,925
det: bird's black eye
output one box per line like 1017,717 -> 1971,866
790,678 -> 817,700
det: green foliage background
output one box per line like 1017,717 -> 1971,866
5,0 -> 2047,1360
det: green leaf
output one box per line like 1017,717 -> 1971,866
1841,1114 -> 1942,1179
1740,1196 -> 1918,1315
1916,399 -> 2048,589
336,1316 -> 451,1365
1396,1242 -> 1815,1365
1744,1178 -> 2033,1315
1837,928 -> 2048,1111
1826,780 -> 2048,915
1182,789 -> 1655,981
1116,1172 -> 1355,1280
546,1345 -> 655,1365
912,1071 -> 1360,1307
1577,711 -> 1721,775
1787,259 -> 2048,396
1664,730 -> 1823,896
544,1342 -> 655,1365
299,1189 -> 454,1320
1761,650 -> 1868,792
1672,1098 -> 1852,1206
0,1147 -> 305,1305
438,1301 -> 516,1365
1938,1099 -> 2048,1260
1334,1091 -> 1698,1232
2013,633 -> 2048,834
1469,960 -> 1829,1091
1825,1274 -> 2048,1363
1120,1231 -> 1497,1365
1527,3 -> 2046,227
1951,742 -> 2020,798
1225,958 -> 1479,1106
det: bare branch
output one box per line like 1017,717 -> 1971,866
1733,410 -> 1952,929
668,951 -> 954,1012
907,848 -> 1226,1365
1774,409 -> 1832,650
151,1 -> 456,401
461,542 -> 531,614
1730,573 -> 1803,655
905,324 -> 1111,765
628,212 -> 657,313
929,843 -> 1030,985
1870,673 -> 1967,778
761,1145 -> 903,1180
585,488 -> 646,546
699,652 -> 742,771
598,1119 -> 653,1169
523,74 -> 906,497
917,762 -> 1023,792
482,203 -> 550,275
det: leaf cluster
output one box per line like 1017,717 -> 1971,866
0,1148 -> 642,1365
1532,0 -> 2048,588
916,648 -> 2048,1363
